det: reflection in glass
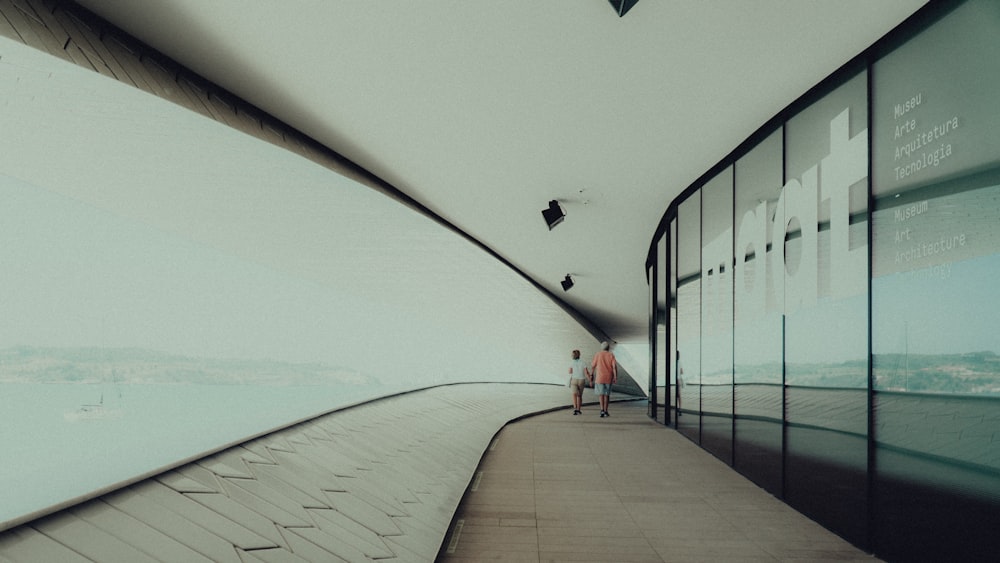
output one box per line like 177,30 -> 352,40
676,193 -> 701,440
700,168 -> 734,463
654,235 -> 668,421
782,72 -> 870,547
669,217 -> 678,424
871,0 -> 1000,198
868,3 -> 1000,559
657,2 -> 1000,559
872,179 -> 1000,475
783,71 -> 869,392
734,130 -> 784,396
872,181 -> 1000,395
733,130 -> 784,493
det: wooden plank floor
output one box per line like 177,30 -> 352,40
439,400 -> 882,562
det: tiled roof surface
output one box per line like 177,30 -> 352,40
0,383 -> 572,562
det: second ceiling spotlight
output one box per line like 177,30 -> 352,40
561,274 -> 574,291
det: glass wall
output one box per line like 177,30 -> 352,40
653,235 -> 668,423
700,168 -> 734,464
733,129 -> 784,495
869,1 -> 1000,560
648,1 -> 1000,559
782,71 -> 870,542
669,217 -> 679,425
676,193 -> 701,442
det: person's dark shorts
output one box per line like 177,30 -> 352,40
594,383 -> 611,396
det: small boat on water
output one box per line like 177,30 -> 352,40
64,381 -> 125,423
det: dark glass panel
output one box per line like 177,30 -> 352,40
677,193 -> 701,441
870,3 -> 1000,560
669,218 -> 679,425
871,0 -> 1000,198
785,424 -> 869,548
733,414 -> 783,496
782,72 -> 870,549
783,71 -> 869,390
733,128 -> 785,485
700,167 -> 734,463
873,435 -> 1000,562
655,235 -> 668,422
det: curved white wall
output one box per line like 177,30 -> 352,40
0,35 -> 599,523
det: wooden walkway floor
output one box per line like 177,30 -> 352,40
439,400 -> 881,562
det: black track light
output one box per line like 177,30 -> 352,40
542,200 -> 565,230
561,274 -> 574,291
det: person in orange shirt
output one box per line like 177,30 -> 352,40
590,341 -> 617,417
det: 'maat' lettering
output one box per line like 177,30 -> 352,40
712,108 -> 868,320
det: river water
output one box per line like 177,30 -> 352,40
1,382 -> 381,525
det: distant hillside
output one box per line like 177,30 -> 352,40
874,351 -> 1000,394
695,351 -> 1000,395
0,346 -> 377,386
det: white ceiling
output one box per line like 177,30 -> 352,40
74,0 -> 927,343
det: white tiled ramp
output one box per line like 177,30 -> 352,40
0,383 -> 578,562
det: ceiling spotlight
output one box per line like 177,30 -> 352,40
608,0 -> 640,17
561,274 -> 574,291
542,200 -> 565,230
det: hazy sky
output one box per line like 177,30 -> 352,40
873,254 -> 1000,356
0,35 -> 607,386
